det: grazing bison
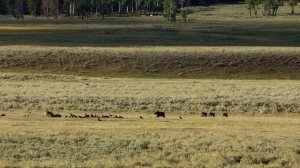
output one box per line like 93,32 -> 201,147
44,111 -> 55,117
223,113 -> 228,117
154,111 -> 165,118
102,115 -> 110,118
97,118 -> 102,121
69,113 -> 78,118
84,114 -> 90,118
179,116 -> 183,119
140,116 -> 143,119
54,114 -> 62,117
201,112 -> 208,117
0,113 -> 6,117
208,112 -> 215,117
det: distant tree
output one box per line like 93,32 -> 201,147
76,0 -> 90,19
27,0 -> 42,18
117,0 -> 127,15
245,0 -> 259,16
42,0 -> 59,18
0,0 -> 7,14
4,0 -> 24,19
107,0 -> 115,16
288,0 -> 298,14
5,0 -> 16,16
262,0 -> 279,16
15,0 -> 24,19
63,0 -> 77,16
142,0 -> 154,15
163,0 -> 177,21
179,0 -> 190,22
92,0 -> 108,19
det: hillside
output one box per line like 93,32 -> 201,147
0,46 -> 299,79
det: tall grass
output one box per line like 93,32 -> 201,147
0,72 -> 299,114
0,114 -> 299,167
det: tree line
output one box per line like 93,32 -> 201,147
0,0 -> 298,21
245,0 -> 298,16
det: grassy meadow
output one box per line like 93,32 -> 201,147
0,111 -> 299,167
0,5 -> 300,47
0,45 -> 299,79
0,3 -> 300,168
0,72 -> 299,167
0,72 -> 299,114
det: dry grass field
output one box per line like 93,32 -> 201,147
0,72 -> 299,167
0,111 -> 299,167
0,72 -> 299,114
0,3 -> 300,168
0,45 -> 299,79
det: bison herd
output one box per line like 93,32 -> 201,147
1,110 -> 229,120
201,112 -> 228,117
44,110 -> 125,121
43,110 -> 230,120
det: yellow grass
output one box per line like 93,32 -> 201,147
0,72 -> 299,114
0,111 -> 299,167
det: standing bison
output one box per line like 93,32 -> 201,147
154,111 -> 165,118
208,112 -> 215,117
201,112 -> 208,117
223,113 -> 229,117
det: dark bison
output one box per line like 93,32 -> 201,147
102,115 -> 110,118
179,116 -> 183,119
140,116 -> 143,119
201,112 -> 208,117
84,114 -> 90,118
69,113 -> 78,118
223,113 -> 228,117
54,114 -> 62,117
44,111 -> 55,117
154,111 -> 165,118
208,112 -> 215,117
0,113 -> 6,117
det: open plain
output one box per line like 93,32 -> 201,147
0,4 -> 299,167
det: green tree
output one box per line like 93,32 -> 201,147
163,0 -> 177,22
92,0 -> 108,19
245,0 -> 259,16
263,0 -> 279,16
76,0 -> 90,19
5,0 -> 15,16
0,0 -> 7,14
5,0 -> 24,19
42,0 -> 59,18
27,0 -> 42,18
142,0 -> 154,15
107,0 -> 115,16
179,0 -> 190,22
289,0 -> 298,14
